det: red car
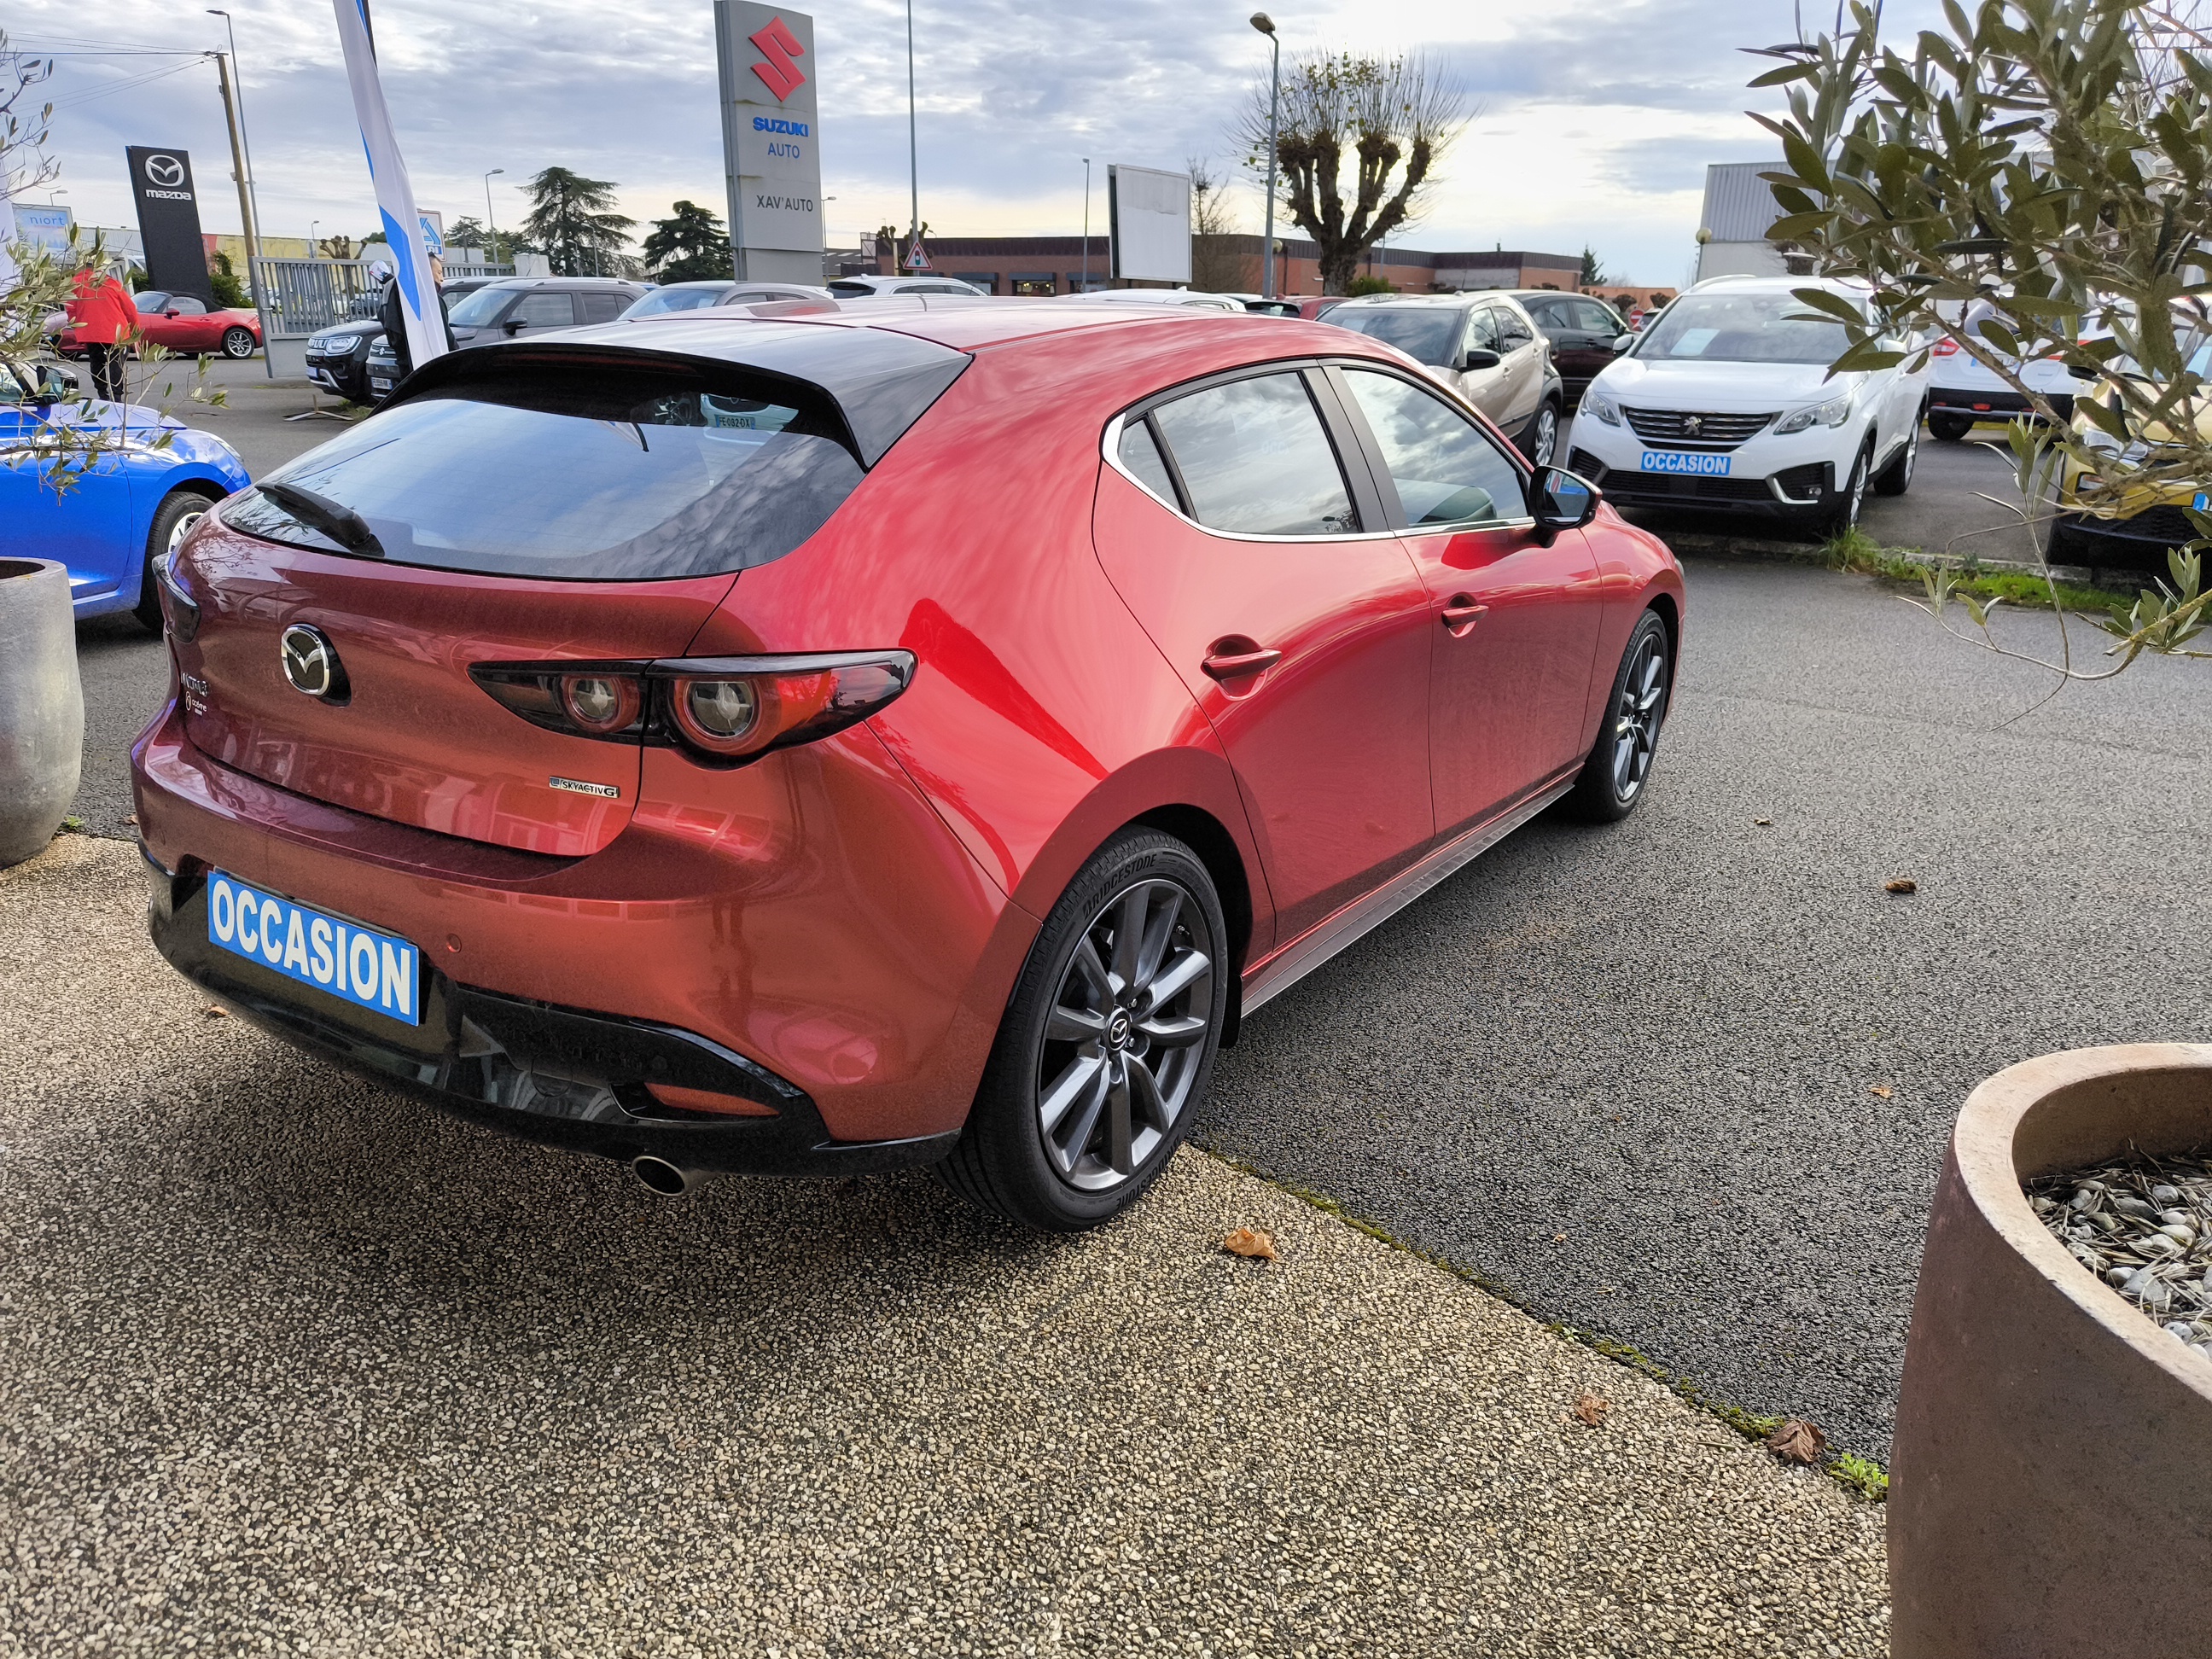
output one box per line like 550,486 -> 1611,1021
56,289 -> 261,359
136,301 -> 1683,1231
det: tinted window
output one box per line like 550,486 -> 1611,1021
1329,306 -> 1460,368
579,291 -> 632,323
510,293 -> 579,329
1150,373 -> 1357,537
1116,419 -> 1179,505
448,287 -> 519,327
1496,309 -> 1534,350
1521,298 -> 1568,330
1575,299 -> 1622,334
1639,292 -> 1854,364
826,281 -> 873,295
225,364 -> 865,581
1464,309 -> 1501,352
1342,369 -> 1526,528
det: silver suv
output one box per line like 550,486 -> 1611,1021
1322,293 -> 1565,465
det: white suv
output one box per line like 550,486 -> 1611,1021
1567,276 -> 1930,533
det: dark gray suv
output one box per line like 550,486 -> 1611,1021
365,277 -> 647,399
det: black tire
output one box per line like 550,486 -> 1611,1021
1520,398 -> 1563,468
134,492 -> 211,634
1927,411 -> 1974,442
1563,609 -> 1672,824
939,828 -> 1228,1232
1871,420 -> 1918,497
220,327 -> 257,359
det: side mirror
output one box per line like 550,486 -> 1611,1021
1530,465 -> 1599,544
164,308 -> 182,318
1458,347 -> 1502,372
2066,361 -> 2098,381
503,319 -> 527,335
1611,334 -> 1636,353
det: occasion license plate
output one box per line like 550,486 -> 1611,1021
1641,450 -> 1732,476
2194,492 -> 2209,513
206,871 -> 421,1025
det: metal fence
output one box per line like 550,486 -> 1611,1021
248,256 -> 517,381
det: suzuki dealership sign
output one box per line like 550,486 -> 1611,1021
126,146 -> 215,302
713,3 -> 824,282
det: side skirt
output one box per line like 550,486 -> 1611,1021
1240,777 -> 1575,1015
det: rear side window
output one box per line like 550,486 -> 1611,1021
1147,373 -> 1357,537
1341,369 -> 1526,527
1116,420 -> 1180,505
579,291 -> 633,323
1329,307 -> 1459,367
225,364 -> 865,581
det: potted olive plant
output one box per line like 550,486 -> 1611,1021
0,557 -> 82,864
1755,2 -> 2212,1649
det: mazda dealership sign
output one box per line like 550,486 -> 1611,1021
125,145 -> 214,303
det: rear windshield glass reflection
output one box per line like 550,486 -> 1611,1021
224,368 -> 864,580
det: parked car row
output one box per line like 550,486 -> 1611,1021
48,289 -> 263,360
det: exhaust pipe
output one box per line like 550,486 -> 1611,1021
631,1155 -> 719,1196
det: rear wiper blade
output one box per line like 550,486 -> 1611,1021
259,480 -> 385,558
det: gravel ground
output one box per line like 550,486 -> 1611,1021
0,836 -> 1886,1657
1202,556 -> 2212,1461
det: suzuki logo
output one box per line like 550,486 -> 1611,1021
143,154 -> 186,189
748,16 -> 807,102
280,623 -> 346,701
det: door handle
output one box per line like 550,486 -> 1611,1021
1441,597 -> 1488,634
1201,645 -> 1283,681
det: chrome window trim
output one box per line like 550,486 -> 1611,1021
1103,356 -> 1540,541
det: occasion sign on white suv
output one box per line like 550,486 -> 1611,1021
1567,276 -> 1930,533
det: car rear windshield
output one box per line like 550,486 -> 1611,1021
1325,307 -> 1461,367
1636,293 -> 1854,364
224,362 -> 866,581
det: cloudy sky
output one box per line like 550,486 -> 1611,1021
10,0 -> 1930,283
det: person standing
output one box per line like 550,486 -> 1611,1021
66,264 -> 139,403
377,253 -> 456,383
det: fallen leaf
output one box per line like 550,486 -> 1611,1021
1753,817 -> 1773,826
1552,1231 -> 1569,1242
1221,1226 -> 1278,1262
203,1004 -> 228,1019
1765,1417 -> 1828,1464
1868,1084 -> 1895,1099
125,814 -> 139,825
1569,1389 -> 1610,1427
1885,877 -> 1918,894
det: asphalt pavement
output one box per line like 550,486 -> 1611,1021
0,836 -> 1887,1656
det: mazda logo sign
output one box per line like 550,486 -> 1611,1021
280,623 -> 347,702
143,154 -> 186,189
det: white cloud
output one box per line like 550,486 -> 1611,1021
9,0 -> 1946,282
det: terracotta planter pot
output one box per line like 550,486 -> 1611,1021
0,557 -> 84,867
1891,1043 -> 2212,1656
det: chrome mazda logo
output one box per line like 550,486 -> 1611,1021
144,154 -> 186,189
280,624 -> 342,700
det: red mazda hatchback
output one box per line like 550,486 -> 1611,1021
135,298 -> 1683,1230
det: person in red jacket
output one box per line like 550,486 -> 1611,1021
66,265 -> 139,404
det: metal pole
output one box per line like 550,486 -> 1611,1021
906,0 -> 920,259
1260,30 -> 1281,300
207,12 -> 262,267
484,169 -> 504,267
210,51 -> 258,276
1081,158 -> 1091,292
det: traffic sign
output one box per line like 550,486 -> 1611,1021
904,238 -> 931,271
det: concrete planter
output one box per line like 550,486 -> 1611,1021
1891,1043 -> 2212,1656
0,558 -> 84,867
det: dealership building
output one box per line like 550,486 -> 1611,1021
852,235 -> 1677,311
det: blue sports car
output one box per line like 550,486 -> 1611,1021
0,354 -> 252,632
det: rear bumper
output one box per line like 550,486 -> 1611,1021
131,697 -> 1037,1168
1928,387 -> 2072,422
144,853 -> 954,1174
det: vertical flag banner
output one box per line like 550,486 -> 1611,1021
330,0 -> 445,370
0,192 -> 18,294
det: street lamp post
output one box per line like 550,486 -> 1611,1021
309,218 -> 319,256
905,0 -> 921,265
206,11 -> 263,266
1250,13 -> 1281,300
1081,158 -> 1091,293
484,168 -> 505,267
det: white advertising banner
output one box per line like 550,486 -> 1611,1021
0,195 -> 16,294
1109,166 -> 1193,285
330,0 -> 445,370
714,2 -> 824,276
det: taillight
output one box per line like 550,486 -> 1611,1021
652,652 -> 916,764
470,650 -> 914,765
1931,337 -> 1959,357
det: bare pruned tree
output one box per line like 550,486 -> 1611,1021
1237,49 -> 1469,294
1187,157 -> 1245,293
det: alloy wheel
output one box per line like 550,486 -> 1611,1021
166,509 -> 203,556
1034,877 -> 1215,1192
1529,404 -> 1558,466
223,328 -> 256,359
1610,630 -> 1668,801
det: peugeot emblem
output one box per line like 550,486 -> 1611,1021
280,623 -> 347,702
1682,414 -> 1704,437
144,154 -> 186,189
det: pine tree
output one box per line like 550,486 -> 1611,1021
641,201 -> 734,282
520,168 -> 636,276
